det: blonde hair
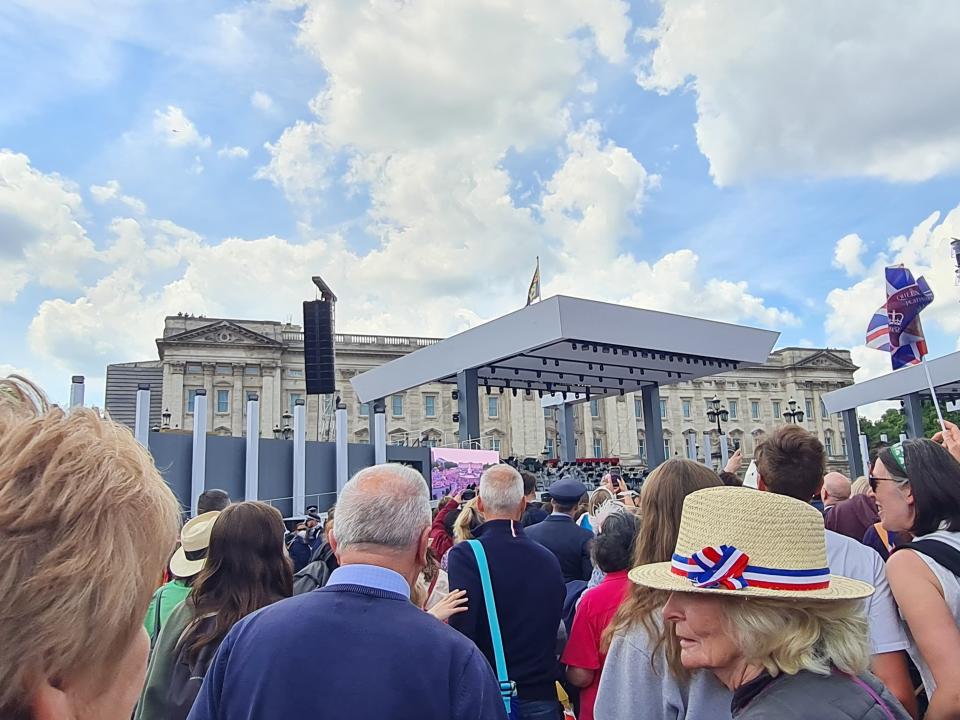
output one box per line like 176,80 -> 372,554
850,476 -> 871,496
723,596 -> 870,677
601,459 -> 723,675
0,377 -> 181,718
453,497 -> 484,542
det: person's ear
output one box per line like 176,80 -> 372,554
416,526 -> 430,567
30,680 -> 74,720
757,473 -> 768,492
328,529 -> 339,557
476,497 -> 485,514
903,483 -> 915,508
519,497 -> 527,517
815,478 -> 824,500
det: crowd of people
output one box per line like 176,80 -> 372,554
5,371 -> 960,719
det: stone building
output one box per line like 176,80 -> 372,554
110,315 -> 857,466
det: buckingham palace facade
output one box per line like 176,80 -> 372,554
106,315 -> 858,466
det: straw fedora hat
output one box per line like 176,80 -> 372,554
169,510 -> 220,578
629,486 -> 873,600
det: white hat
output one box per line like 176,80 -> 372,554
629,486 -> 873,600
169,511 -> 220,578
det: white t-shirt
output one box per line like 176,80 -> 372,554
825,529 -> 909,655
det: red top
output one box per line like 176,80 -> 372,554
560,570 -> 631,720
429,499 -> 459,562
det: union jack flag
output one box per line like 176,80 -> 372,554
865,307 -> 891,352
865,265 -> 933,370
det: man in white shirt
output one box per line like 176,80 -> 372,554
755,425 -> 917,719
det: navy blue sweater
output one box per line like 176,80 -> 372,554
447,519 -> 565,702
187,583 -> 506,720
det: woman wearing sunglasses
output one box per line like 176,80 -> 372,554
875,439 -> 960,720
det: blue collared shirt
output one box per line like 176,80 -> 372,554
326,563 -> 411,599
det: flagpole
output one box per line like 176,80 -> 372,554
536,255 -> 541,302
921,356 -> 946,431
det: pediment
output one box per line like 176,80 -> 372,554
162,321 -> 281,348
792,350 -> 856,371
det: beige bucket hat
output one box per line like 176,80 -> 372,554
629,486 -> 873,600
169,510 -> 220,578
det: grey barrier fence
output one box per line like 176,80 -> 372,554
148,431 -> 431,514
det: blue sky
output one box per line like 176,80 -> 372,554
2,0 -> 960,406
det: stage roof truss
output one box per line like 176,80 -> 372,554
351,296 -> 779,404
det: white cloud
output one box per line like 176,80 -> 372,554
152,105 -> 212,149
89,179 -> 147,214
832,233 -> 866,277
217,145 -> 249,159
255,121 -> 330,205
18,2 -> 796,384
250,90 -> 274,112
0,150 -> 96,302
189,155 -> 205,175
542,121 -> 659,262
296,1 -> 630,155
637,1 -> 960,185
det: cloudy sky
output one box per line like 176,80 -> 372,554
3,0 -> 960,407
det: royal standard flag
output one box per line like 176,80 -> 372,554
526,259 -> 541,306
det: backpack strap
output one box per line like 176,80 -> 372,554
848,674 -> 897,720
896,539 -> 960,577
466,539 -> 515,715
150,587 -> 165,648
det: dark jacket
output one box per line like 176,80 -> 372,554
524,514 -> 593,582
732,669 -> 910,720
447,519 -> 566,702
825,495 -> 880,543
521,503 -> 548,527
287,536 -> 312,573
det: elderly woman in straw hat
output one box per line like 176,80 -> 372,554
630,486 -> 910,719
0,375 -> 181,720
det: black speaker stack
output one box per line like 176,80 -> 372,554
303,299 -> 336,395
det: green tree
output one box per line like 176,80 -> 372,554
858,400 -> 960,450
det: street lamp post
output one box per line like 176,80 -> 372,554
161,408 -> 171,431
784,397 -> 805,424
281,409 -> 293,440
706,395 -> 729,467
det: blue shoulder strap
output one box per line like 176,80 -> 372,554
466,539 -> 515,714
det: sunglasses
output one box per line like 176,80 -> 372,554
868,475 -> 909,492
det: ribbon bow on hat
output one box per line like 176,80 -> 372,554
689,545 -> 750,590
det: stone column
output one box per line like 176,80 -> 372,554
272,364 -> 283,437
582,402 -> 595,457
202,363 -> 215,432
261,364 -> 274,439
232,364 -> 244,436
168,362 -> 186,430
